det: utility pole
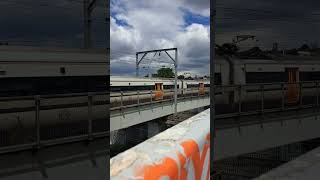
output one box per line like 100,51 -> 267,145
84,0 -> 90,48
83,0 -> 98,49
136,48 -> 178,114
174,48 -> 178,114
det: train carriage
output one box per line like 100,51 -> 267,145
0,46 -> 108,137
215,54 -> 320,106
110,76 -> 210,105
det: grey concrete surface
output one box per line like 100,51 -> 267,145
255,145 -> 320,180
0,139 -> 108,180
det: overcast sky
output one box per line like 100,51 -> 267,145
0,0 -> 106,48
110,0 -> 210,77
216,0 -> 320,51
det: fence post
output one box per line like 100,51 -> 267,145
88,93 -> 93,141
120,91 -> 123,108
261,84 -> 264,113
238,85 -> 242,114
35,95 -> 41,150
150,90 -> 153,110
137,91 -> 140,113
317,82 -> 319,107
282,83 -> 285,111
316,82 -> 319,120
299,82 -> 303,108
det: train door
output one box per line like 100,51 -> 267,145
199,82 -> 205,95
155,83 -> 164,100
286,68 -> 299,104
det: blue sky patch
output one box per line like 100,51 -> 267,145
181,8 -> 210,27
111,13 -> 131,28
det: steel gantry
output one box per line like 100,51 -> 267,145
136,48 -> 178,114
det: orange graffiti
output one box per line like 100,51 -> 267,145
135,133 -> 210,180
136,157 -> 179,180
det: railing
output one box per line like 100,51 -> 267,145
110,87 -> 210,110
110,81 -> 320,118
214,81 -> 320,119
0,91 -> 108,154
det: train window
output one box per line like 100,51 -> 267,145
0,70 -> 6,75
0,76 -> 107,97
163,85 -> 179,89
187,84 -> 198,88
214,73 -> 222,85
163,85 -> 174,89
110,85 -> 153,92
246,72 -> 288,83
300,72 -> 320,81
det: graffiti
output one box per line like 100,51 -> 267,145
110,109 -> 210,180
134,133 -> 210,180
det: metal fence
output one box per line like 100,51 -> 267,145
0,92 -> 108,154
110,81 -> 320,117
110,87 -> 210,110
214,81 -> 320,119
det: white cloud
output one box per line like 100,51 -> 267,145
111,0 -> 210,76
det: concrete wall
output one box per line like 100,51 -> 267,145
214,112 -> 320,160
110,96 -> 209,131
110,109 -> 210,180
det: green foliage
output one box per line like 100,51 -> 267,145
156,68 -> 175,78
178,75 -> 185,79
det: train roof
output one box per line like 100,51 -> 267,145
111,76 -> 174,82
214,54 -> 320,65
0,46 -> 107,63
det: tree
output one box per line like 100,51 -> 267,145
178,75 -> 185,79
156,68 -> 174,78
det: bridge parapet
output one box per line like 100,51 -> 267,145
110,109 -> 210,180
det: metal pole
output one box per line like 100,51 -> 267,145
282,83 -> 285,111
35,95 -> 41,149
174,49 -> 178,114
136,53 -> 139,77
84,0 -> 90,48
88,94 -> 93,141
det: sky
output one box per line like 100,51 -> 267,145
0,0 -> 107,48
216,0 -> 320,51
110,0 -> 210,77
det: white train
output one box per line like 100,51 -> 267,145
110,76 -> 210,104
110,53 -> 320,106
214,54 -> 320,104
0,46 -> 108,135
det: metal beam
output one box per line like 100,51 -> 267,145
83,0 -> 91,49
137,52 -> 147,65
88,0 -> 98,13
84,0 -> 100,49
136,48 -> 177,55
164,51 -> 174,62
